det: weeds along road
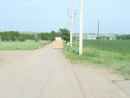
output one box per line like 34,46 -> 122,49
0,44 -> 129,98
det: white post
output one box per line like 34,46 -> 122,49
79,0 -> 84,55
70,4 -> 74,47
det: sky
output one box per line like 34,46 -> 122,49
0,0 -> 130,34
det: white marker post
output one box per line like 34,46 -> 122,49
79,0 -> 84,55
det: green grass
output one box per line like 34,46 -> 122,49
0,40 -> 50,50
63,40 -> 130,79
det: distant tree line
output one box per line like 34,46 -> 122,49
97,35 -> 130,40
115,35 -> 130,40
98,36 -> 114,40
0,28 -> 70,42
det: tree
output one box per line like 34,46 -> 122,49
35,34 -> 40,42
19,34 -> 25,42
59,28 -> 70,42
106,37 -> 110,40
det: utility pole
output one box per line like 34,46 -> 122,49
70,3 -> 75,47
68,2 -> 77,47
97,20 -> 100,44
79,0 -> 84,55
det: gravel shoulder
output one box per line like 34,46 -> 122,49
0,44 -> 129,98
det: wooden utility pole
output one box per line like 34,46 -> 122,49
79,0 -> 84,55
70,3 -> 75,47
68,1 -> 77,47
97,20 -> 100,44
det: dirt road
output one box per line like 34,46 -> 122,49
0,44 -> 129,98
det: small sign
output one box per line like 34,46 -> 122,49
55,37 -> 62,41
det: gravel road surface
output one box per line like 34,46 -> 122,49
0,44 -> 129,98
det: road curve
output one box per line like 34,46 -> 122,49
0,44 -> 129,98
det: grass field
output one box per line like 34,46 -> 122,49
0,40 -> 50,50
63,40 -> 130,79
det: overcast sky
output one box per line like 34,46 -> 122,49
0,0 -> 130,34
